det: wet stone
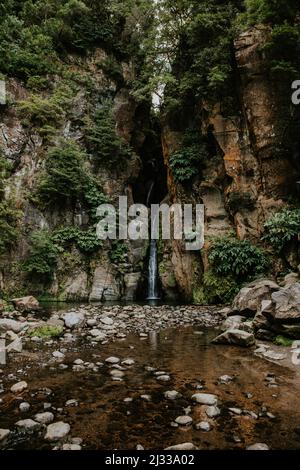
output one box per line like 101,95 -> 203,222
19,402 -> 30,412
206,406 -> 221,418
175,416 -> 193,426
195,421 -> 211,432
11,381 -> 28,394
45,422 -> 70,441
105,357 -> 120,364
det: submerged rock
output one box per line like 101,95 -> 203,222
45,422 -> 70,441
11,381 -> 28,394
16,419 -> 40,430
0,429 -> 10,442
165,443 -> 197,450
195,421 -> 211,432
247,443 -> 269,450
206,405 -> 221,418
191,393 -> 218,405
175,416 -> 193,426
164,390 -> 181,400
34,412 -> 54,424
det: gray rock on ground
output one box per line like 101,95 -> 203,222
212,329 -> 255,347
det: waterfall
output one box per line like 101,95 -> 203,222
147,239 -> 159,300
146,179 -> 160,300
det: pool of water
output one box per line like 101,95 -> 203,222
1,326 -> 300,450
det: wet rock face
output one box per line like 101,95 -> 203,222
160,25 -> 299,298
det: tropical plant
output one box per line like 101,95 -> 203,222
263,208 -> 300,253
208,237 -> 269,279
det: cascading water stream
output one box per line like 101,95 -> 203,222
147,239 -> 159,300
146,179 -> 160,300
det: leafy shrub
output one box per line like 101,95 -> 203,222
274,335 -> 293,347
208,237 -> 269,279
35,139 -> 87,207
83,178 -> 108,220
17,84 -> 74,132
0,200 -> 21,255
263,23 -> 300,77
23,230 -> 59,280
240,0 -> 298,26
18,95 -> 64,128
29,325 -> 64,339
263,208 -> 300,253
193,271 -> 240,305
52,226 -> 102,254
227,192 -> 256,214
34,138 -> 107,218
169,127 -> 209,184
109,241 -> 127,264
84,106 -> 132,166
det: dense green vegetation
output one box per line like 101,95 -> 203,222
194,236 -> 270,305
169,127 -> 209,184
24,226 -> 103,281
263,208 -> 300,253
84,106 -> 132,167
208,237 -> 270,279
23,230 -> 60,280
29,325 -> 64,338
34,139 -> 106,214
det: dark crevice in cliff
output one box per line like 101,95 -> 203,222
132,116 -> 168,206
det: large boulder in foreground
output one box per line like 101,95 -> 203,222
12,296 -> 40,313
269,283 -> 300,323
0,319 -> 28,333
212,329 -> 255,347
232,279 -> 279,316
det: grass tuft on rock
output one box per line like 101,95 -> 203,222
29,325 -> 64,339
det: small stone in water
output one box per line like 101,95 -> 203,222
156,375 -> 170,382
62,444 -> 81,451
164,390 -> 180,400
0,429 -> 10,442
65,399 -> 78,407
105,356 -> 120,364
229,407 -> 242,415
73,359 -> 84,365
122,359 -> 135,366
195,421 -> 211,432
11,381 -> 28,394
52,351 -> 64,359
219,375 -> 233,383
191,393 -> 218,406
34,412 -> 54,424
140,394 -> 151,402
19,402 -> 30,412
165,443 -> 197,451
175,415 -> 193,426
110,369 -> 125,378
247,443 -> 269,450
16,419 -> 40,430
45,422 -> 70,441
206,406 -> 221,418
